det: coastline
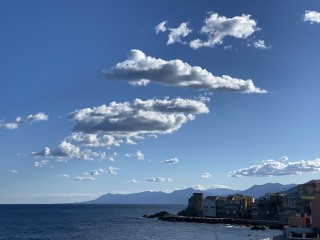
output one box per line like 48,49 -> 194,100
159,215 -> 284,229
144,212 -> 284,229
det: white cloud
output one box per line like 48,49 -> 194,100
129,179 -> 140,183
106,167 -> 119,175
303,10 -> 320,24
190,13 -> 258,49
193,184 -> 230,190
32,147 -> 50,157
193,184 -> 205,190
66,133 -> 122,148
279,156 -> 289,161
162,157 -> 179,164
135,150 -> 144,160
147,177 -> 166,183
1,123 -> 19,130
103,49 -> 266,93
68,97 -> 209,142
209,184 -> 231,189
155,20 -> 168,34
30,193 -> 100,198
33,160 -> 49,168
252,39 -> 271,49
9,169 -> 18,174
167,22 -> 192,45
155,21 -> 192,45
57,174 -> 70,178
229,157 -> 320,177
128,79 -> 150,86
90,170 -> 100,176
74,176 -> 95,181
51,141 -> 81,158
90,167 -> 119,176
25,112 -> 48,124
201,172 -> 212,179
0,112 -> 48,130
167,178 -> 174,182
32,141 -> 106,161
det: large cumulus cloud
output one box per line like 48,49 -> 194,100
229,157 -> 320,177
102,50 -> 266,93
68,97 -> 209,137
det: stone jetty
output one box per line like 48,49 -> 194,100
143,212 -> 284,230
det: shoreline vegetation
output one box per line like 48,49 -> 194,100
143,211 -> 284,229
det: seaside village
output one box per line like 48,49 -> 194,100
178,180 -> 320,240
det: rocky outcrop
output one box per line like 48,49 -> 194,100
142,211 -> 171,219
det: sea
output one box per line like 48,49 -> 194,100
0,204 -> 282,240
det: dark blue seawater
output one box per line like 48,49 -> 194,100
0,204 -> 282,240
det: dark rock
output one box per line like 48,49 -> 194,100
143,211 -> 171,218
251,225 -> 266,230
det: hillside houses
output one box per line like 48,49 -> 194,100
180,180 -> 320,224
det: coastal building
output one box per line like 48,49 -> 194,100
251,197 -> 269,220
311,198 -> 320,228
298,180 -> 320,197
284,214 -> 319,239
225,194 -> 253,219
265,193 -> 286,220
283,195 -> 299,210
181,193 -> 204,217
216,196 -> 227,218
299,196 -> 317,214
203,196 -> 218,217
282,197 -> 320,239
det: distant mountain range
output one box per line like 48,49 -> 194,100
81,183 -> 297,205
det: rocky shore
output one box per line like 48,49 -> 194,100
143,211 -> 284,230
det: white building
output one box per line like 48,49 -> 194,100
203,196 -> 218,217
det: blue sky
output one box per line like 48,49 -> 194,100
1,0 -> 320,203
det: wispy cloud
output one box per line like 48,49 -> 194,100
9,169 -> 18,174
303,10 -> 320,24
201,172 -> 212,179
193,184 -> 231,190
90,167 -> 119,176
74,176 -> 95,181
129,179 -> 140,183
155,20 -> 168,34
135,150 -> 144,160
30,193 -> 101,198
57,174 -> 70,178
33,160 -> 49,168
102,49 -> 266,93
147,177 -> 166,183
125,150 -> 144,160
106,167 -> 119,175
155,21 -> 192,45
0,112 -> 48,130
146,177 -> 173,183
229,157 -> 320,177
162,157 -> 179,164
250,39 -> 271,49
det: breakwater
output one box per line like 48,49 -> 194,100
144,212 -> 284,230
